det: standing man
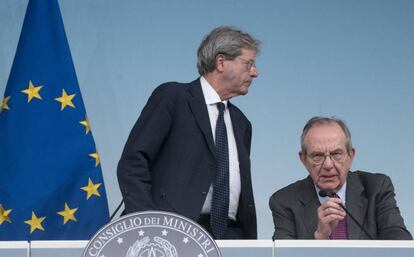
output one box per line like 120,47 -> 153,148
269,116 -> 412,240
117,26 -> 261,239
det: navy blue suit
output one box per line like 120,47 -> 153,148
117,78 -> 257,239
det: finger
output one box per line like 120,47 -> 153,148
322,206 -> 346,217
318,206 -> 345,220
322,214 -> 345,223
324,197 -> 343,207
321,200 -> 346,215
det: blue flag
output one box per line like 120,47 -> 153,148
0,0 -> 109,240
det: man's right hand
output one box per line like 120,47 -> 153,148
314,197 -> 346,239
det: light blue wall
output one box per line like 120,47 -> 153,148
1,0 -> 413,239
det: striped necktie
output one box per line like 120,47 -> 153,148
330,194 -> 348,239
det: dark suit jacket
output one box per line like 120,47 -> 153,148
269,171 -> 412,240
117,78 -> 257,239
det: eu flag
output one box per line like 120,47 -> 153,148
0,0 -> 109,240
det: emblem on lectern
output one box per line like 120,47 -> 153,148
83,211 -> 221,257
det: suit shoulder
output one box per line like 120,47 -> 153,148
147,81 -> 196,105
152,81 -> 190,96
350,170 -> 394,194
270,177 -> 309,201
351,170 -> 391,183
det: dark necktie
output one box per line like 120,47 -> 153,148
210,102 -> 229,239
330,194 -> 348,239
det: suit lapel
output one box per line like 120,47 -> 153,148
228,102 -> 247,134
187,79 -> 215,156
228,102 -> 248,153
346,172 -> 368,239
300,177 -> 320,237
228,102 -> 250,178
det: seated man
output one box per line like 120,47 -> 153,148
269,116 -> 412,240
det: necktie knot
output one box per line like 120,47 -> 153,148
216,102 -> 225,112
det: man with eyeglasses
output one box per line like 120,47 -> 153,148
117,26 -> 260,239
269,116 -> 412,240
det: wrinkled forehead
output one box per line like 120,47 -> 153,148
304,123 -> 347,151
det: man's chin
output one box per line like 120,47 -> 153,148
239,86 -> 249,95
318,182 -> 340,192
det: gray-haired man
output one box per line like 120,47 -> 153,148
118,26 -> 261,239
270,116 -> 412,240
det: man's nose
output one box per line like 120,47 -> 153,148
322,155 -> 334,169
250,66 -> 258,78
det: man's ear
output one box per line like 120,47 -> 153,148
348,148 -> 356,160
299,151 -> 306,164
215,54 -> 226,72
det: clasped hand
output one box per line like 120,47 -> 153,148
314,197 -> 346,239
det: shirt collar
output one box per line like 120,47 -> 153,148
200,76 -> 228,106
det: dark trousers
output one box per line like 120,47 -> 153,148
197,214 -> 245,239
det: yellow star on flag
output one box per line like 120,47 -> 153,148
0,96 -> 11,113
21,80 -> 43,102
24,211 -> 46,234
0,204 -> 12,225
80,116 -> 91,134
57,203 -> 78,224
89,151 -> 100,167
81,178 -> 101,200
55,89 -> 76,110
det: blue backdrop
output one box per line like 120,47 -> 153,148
1,0 -> 413,239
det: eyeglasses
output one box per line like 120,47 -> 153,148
237,57 -> 256,71
307,150 -> 347,165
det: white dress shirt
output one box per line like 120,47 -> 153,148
199,76 -> 241,221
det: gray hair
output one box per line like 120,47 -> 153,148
197,26 -> 261,76
300,116 -> 353,155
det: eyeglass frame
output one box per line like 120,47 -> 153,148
306,149 -> 349,165
236,56 -> 256,71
